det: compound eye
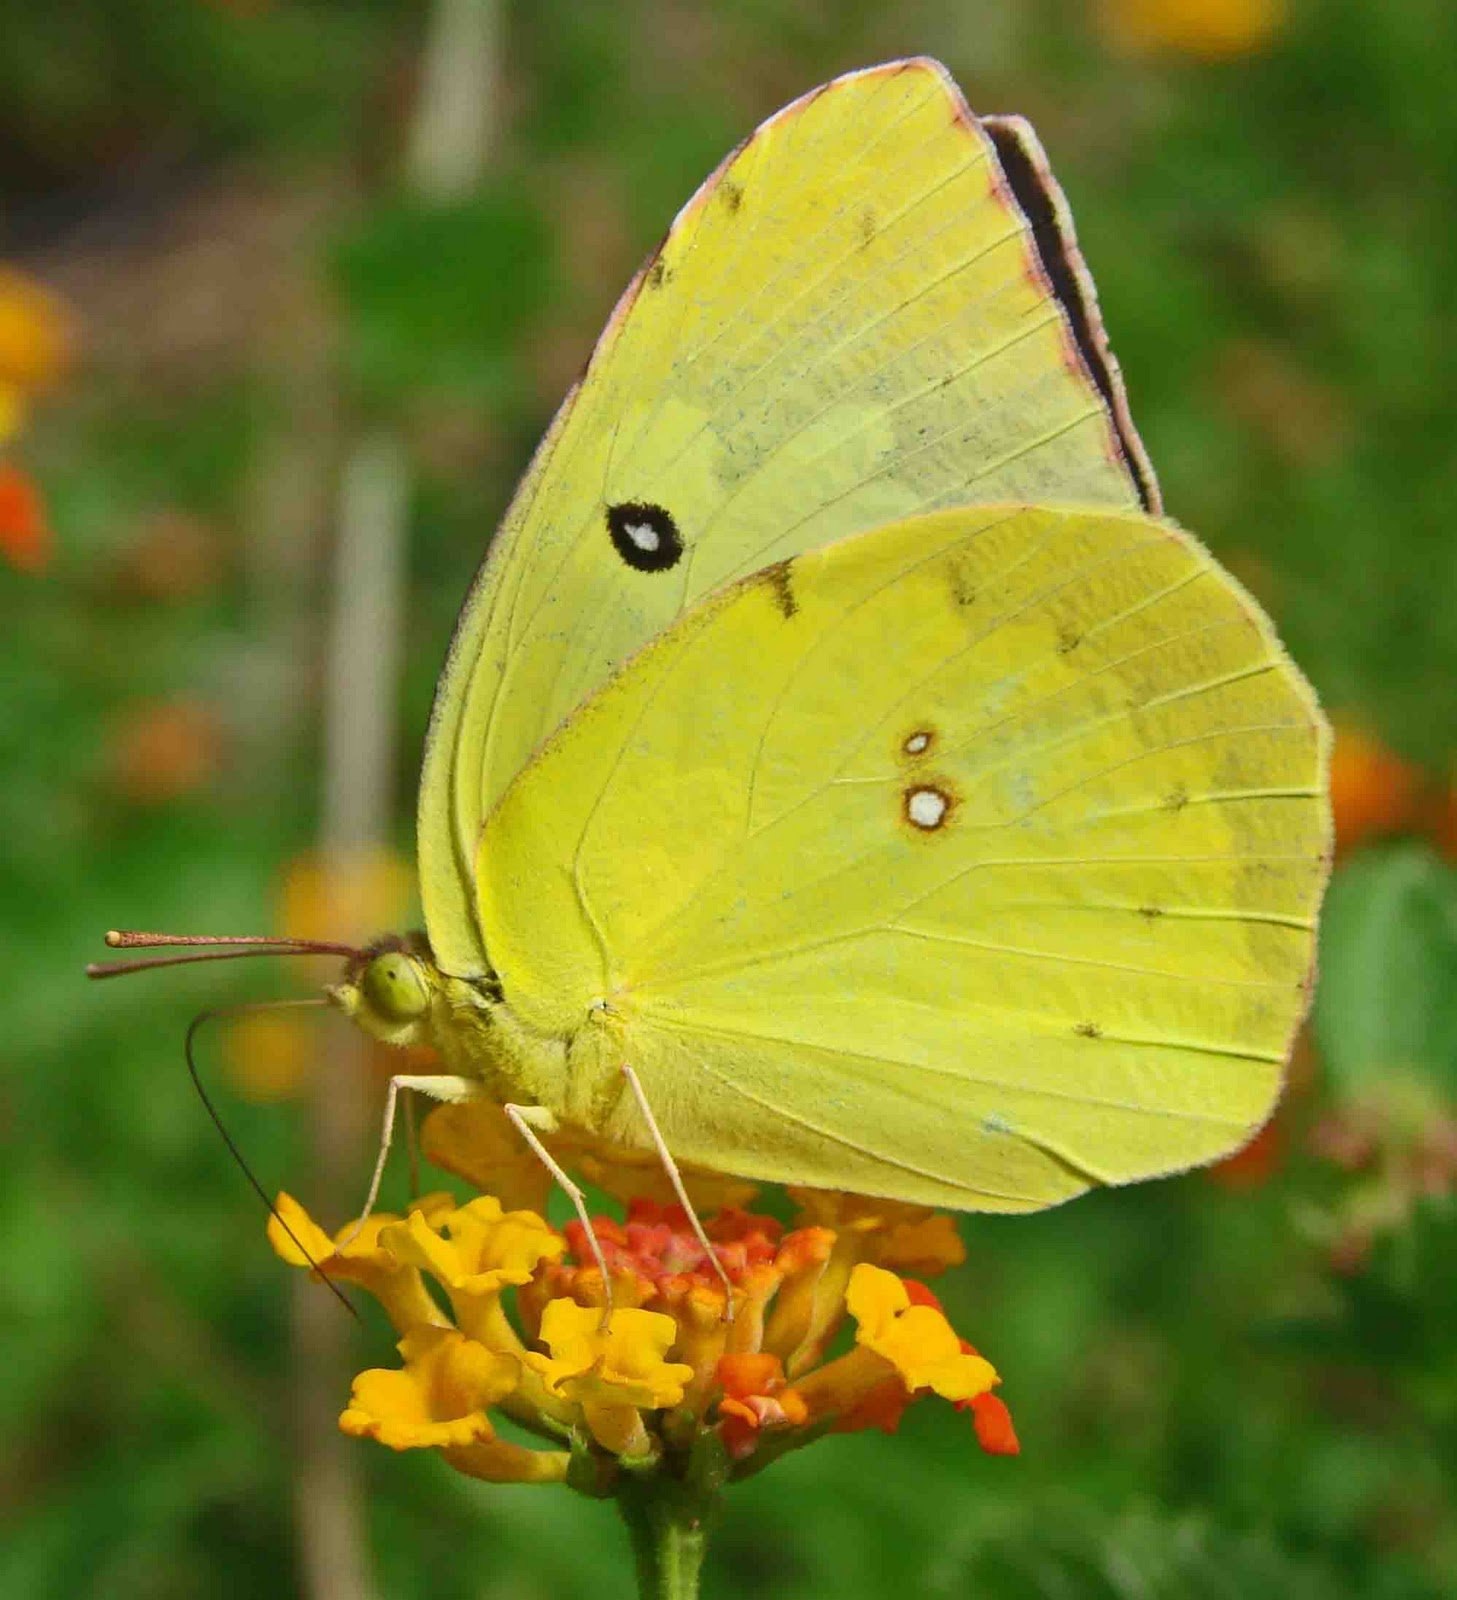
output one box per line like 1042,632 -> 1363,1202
361,951 -> 430,1022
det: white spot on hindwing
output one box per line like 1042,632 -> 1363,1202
906,787 -> 949,830
903,731 -> 932,755
625,520 -> 659,553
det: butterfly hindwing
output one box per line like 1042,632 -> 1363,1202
419,58 -> 1158,976
477,506 -> 1330,1211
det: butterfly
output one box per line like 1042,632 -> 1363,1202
103,58 -> 1331,1222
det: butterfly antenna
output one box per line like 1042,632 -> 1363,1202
186,1000 -> 360,1322
88,931 -> 363,981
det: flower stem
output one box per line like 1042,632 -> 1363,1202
616,1477 -> 716,1600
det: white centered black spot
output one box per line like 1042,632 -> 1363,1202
606,502 -> 683,572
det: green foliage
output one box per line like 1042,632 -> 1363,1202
946,1500 -> 1402,1600
0,0 -> 392,188
1334,1199 -> 1457,1397
333,189 -> 555,407
1314,845 -> 1457,1094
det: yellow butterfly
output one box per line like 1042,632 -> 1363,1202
105,59 -> 1331,1223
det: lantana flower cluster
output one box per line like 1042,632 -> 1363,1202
0,264 -> 70,574
268,1099 -> 1017,1492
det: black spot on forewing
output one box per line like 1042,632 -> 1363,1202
606,503 -> 684,572
720,179 -> 744,215
1164,784 -> 1190,812
646,257 -> 671,290
1139,904 -> 1163,920
761,559 -> 798,619
1074,1021 -> 1102,1038
859,207 -> 877,246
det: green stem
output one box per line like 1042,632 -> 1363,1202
616,1477 -> 716,1600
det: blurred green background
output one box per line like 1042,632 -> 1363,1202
4,1 -> 1457,1596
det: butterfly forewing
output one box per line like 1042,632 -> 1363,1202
419,57 -> 1157,977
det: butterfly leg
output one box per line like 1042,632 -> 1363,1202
503,1102 -> 616,1325
620,1063 -> 734,1318
340,1072 -> 480,1247
403,1088 -> 421,1200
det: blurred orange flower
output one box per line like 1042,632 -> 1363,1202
1100,0 -> 1287,61
0,463 -> 50,573
1328,720 -> 1423,858
1208,1116 -> 1284,1191
115,508 -> 224,602
222,1010 -> 313,1102
280,848 -> 416,946
108,698 -> 224,805
0,266 -> 71,573
0,265 -> 73,425
1421,772 -> 1457,863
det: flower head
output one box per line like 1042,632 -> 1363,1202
268,1156 -> 1016,1491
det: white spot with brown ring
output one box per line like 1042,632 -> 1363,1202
903,730 -> 933,756
905,786 -> 950,830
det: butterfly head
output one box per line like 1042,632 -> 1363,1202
328,932 -> 442,1047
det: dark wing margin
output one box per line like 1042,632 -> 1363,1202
983,115 -> 1161,515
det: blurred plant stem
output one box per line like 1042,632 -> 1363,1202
288,3 -> 498,1598
319,432 -> 409,850
406,0 -> 500,200
238,216 -> 338,797
290,433 -> 409,1600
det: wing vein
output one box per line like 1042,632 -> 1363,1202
648,1012 -> 1255,1118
